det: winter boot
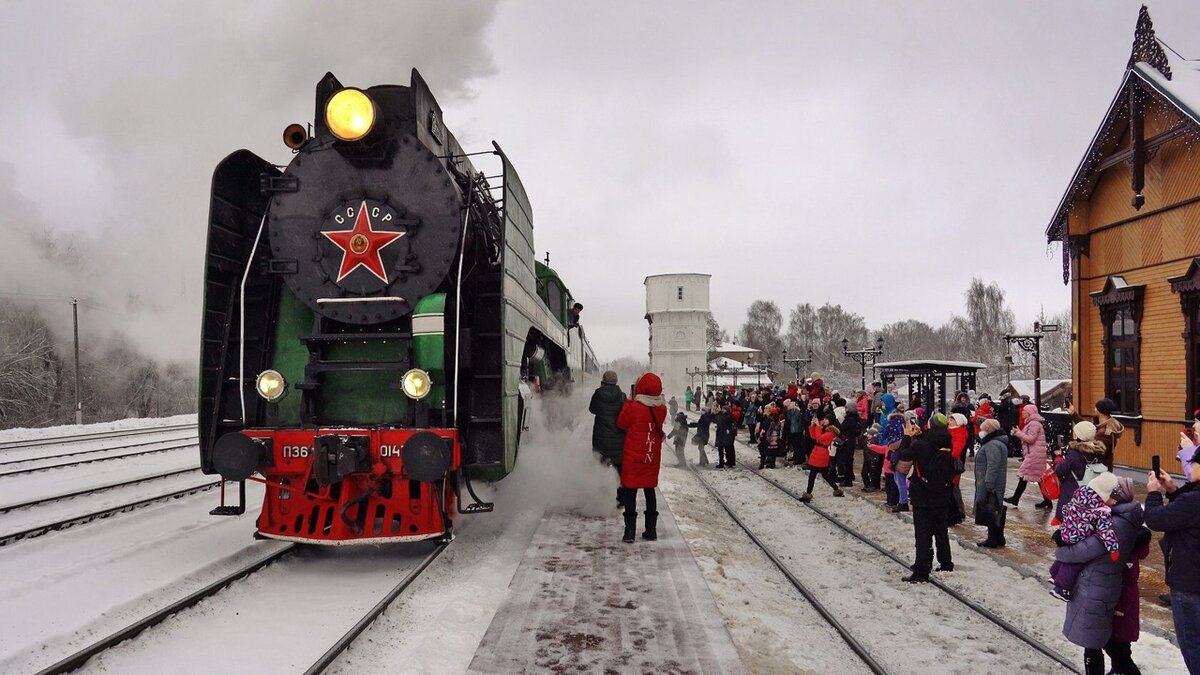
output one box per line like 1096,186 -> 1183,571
641,511 -> 658,541
1003,495 -> 1019,507
622,513 -> 637,543
1035,499 -> 1053,509
799,492 -> 813,503
832,488 -> 845,497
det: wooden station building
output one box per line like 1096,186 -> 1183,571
1047,7 -> 1200,469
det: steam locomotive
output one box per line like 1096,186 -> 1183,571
198,70 -> 598,544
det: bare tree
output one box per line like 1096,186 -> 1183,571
0,301 -> 63,427
1040,308 -> 1072,379
739,300 -> 783,365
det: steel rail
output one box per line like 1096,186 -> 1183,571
34,543 -> 297,675
0,481 -> 219,547
0,432 -> 196,467
688,465 -> 889,675
0,423 -> 195,452
740,462 -> 1083,675
0,441 -> 197,477
304,541 -> 450,674
0,467 -> 201,513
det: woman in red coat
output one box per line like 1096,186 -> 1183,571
800,416 -> 844,501
616,372 -> 667,543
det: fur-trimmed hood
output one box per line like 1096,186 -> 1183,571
1069,439 -> 1107,456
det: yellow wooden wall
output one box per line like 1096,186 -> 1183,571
1069,96 -> 1199,469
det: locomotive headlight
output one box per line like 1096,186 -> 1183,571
255,369 -> 288,402
325,88 -> 376,141
401,368 -> 432,401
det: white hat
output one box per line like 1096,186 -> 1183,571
950,413 -> 968,428
1073,421 -> 1097,442
833,406 -> 846,423
1088,471 -> 1119,499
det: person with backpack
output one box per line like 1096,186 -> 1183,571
713,405 -> 737,469
615,372 -> 667,543
900,416 -> 957,582
1053,420 -> 1108,526
758,405 -> 783,469
799,415 -> 845,501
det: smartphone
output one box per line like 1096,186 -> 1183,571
1185,426 -> 1197,443
1152,455 -> 1161,477
629,384 -> 636,399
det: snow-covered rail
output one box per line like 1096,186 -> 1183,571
0,423 -> 195,453
0,440 -> 197,478
0,467 -> 200,513
688,465 -> 888,674
0,480 -> 219,547
740,463 -> 1083,674
33,543 -> 298,675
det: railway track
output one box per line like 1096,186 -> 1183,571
0,467 -> 202,514
0,423 -> 194,453
0,480 -> 219,547
689,461 -> 1082,674
0,439 -> 197,478
33,540 -> 449,675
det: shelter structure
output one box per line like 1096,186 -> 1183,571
706,357 -> 772,389
708,342 -> 762,364
1008,379 -> 1073,410
1046,7 -> 1200,468
875,360 -> 985,415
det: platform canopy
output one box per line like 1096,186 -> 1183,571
875,360 -> 986,414
706,357 -> 772,388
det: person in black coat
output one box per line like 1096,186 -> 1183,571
589,371 -> 627,506
713,406 -> 737,468
689,407 -> 714,466
900,419 -> 956,582
1146,436 -> 1200,673
995,392 -> 1021,456
835,407 -> 861,486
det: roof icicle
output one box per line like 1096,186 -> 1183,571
1128,4 -> 1172,80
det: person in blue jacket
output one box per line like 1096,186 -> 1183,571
1145,419 -> 1200,674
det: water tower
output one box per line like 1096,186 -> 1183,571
644,273 -> 710,399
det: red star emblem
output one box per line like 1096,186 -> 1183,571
322,201 -> 404,283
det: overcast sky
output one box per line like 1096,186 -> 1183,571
3,1 -> 1200,364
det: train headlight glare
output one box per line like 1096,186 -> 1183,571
325,88 -> 376,141
402,368 -> 432,400
256,370 -> 287,402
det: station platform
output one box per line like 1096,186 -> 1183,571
466,506 -> 745,674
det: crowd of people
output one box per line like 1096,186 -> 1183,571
595,372 -> 1200,674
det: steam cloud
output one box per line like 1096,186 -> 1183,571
0,1 -> 499,362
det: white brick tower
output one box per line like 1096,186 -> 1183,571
644,273 -> 710,400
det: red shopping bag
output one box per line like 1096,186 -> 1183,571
1040,463 -> 1060,500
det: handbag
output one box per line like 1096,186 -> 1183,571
1040,463 -> 1061,500
974,492 -> 1007,528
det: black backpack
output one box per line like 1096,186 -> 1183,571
915,450 -> 955,494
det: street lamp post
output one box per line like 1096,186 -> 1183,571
782,348 -> 814,386
842,336 -> 885,391
1004,322 -> 1056,409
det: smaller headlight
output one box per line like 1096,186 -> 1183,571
256,370 -> 288,402
325,88 -> 376,142
401,368 -> 432,401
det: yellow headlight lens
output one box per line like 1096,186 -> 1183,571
255,370 -> 287,402
325,88 -> 376,141
401,368 -> 432,401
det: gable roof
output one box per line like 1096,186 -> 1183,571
1045,7 -> 1200,244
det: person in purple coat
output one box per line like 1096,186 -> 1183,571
1053,420 -> 1108,524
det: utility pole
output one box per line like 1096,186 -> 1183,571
71,298 -> 82,425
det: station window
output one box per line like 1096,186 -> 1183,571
677,286 -> 684,301
1092,276 -> 1144,415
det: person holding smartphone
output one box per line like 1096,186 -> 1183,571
1145,416 -> 1200,673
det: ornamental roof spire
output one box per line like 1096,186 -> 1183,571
1128,4 -> 1172,81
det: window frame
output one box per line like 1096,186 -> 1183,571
1170,259 -> 1200,418
1090,276 -> 1145,416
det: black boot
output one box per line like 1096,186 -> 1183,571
641,511 -> 658,541
623,513 -> 637,543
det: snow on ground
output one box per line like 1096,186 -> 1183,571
0,483 -> 274,674
329,391 -> 620,675
692,467 -> 1065,674
0,414 -> 195,444
0,446 -> 199,509
657,461 -> 870,675
721,435 -> 1187,674
0,430 -> 197,467
80,542 -> 438,674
